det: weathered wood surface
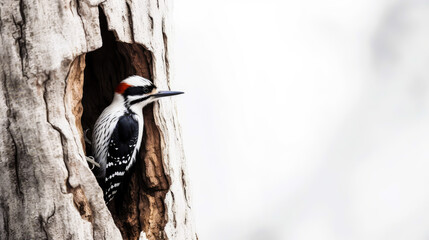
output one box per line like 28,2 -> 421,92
0,0 -> 195,239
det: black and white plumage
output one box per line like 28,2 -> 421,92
91,75 -> 183,203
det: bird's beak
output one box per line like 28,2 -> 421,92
151,91 -> 184,98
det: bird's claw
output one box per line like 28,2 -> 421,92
86,156 -> 100,170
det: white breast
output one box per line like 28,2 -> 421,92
92,95 -> 145,179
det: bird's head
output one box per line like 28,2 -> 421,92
114,75 -> 183,110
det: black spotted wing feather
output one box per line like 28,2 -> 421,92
104,114 -> 139,203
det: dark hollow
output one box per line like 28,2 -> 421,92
80,8 -> 163,240
81,9 -> 151,149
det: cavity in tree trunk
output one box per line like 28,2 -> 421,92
0,0 -> 195,239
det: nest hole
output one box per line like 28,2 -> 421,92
68,8 -> 169,240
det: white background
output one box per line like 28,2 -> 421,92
172,0 -> 429,239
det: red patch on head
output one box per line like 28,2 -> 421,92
115,82 -> 132,94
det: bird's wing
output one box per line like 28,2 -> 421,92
104,114 -> 139,203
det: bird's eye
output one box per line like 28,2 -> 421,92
142,86 -> 152,94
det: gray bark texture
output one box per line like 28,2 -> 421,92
0,0 -> 195,239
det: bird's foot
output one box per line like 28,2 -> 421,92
86,156 -> 100,170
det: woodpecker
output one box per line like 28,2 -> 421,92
91,75 -> 183,203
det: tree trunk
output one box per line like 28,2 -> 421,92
0,0 -> 195,239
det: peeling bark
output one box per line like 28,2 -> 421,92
0,0 -> 195,239
66,55 -> 86,150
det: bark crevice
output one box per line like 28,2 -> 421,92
11,15 -> 27,78
75,0 -> 90,51
181,169 -> 190,208
125,3 -> 135,43
1,204 -> 9,240
3,78 -> 22,197
161,30 -> 170,86
40,203 -> 56,239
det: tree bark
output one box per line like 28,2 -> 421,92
0,0 -> 195,239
